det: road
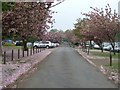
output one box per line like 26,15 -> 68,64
17,44 -> 116,88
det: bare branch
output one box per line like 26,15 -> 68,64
50,0 -> 65,8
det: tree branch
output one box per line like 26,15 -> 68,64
50,0 -> 65,8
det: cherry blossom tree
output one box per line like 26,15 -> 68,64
42,29 -> 62,43
83,4 -> 119,53
2,0 -> 65,51
2,2 -> 53,50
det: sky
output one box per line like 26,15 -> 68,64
51,0 -> 120,31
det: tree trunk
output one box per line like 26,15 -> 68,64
113,48 -> 116,55
22,38 -> 28,51
101,48 -> 103,52
89,40 -> 92,49
112,46 -> 116,55
99,44 -> 103,52
101,47 -> 103,52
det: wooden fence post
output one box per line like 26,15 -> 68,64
18,49 -> 20,59
30,48 -> 32,55
3,51 -> 6,64
23,49 -> 24,57
27,49 -> 29,56
11,50 -> 14,61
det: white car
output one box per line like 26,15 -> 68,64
33,41 -> 54,48
114,46 -> 120,52
33,41 -> 40,48
93,44 -> 100,49
55,43 -> 60,47
114,43 -> 120,52
52,43 -> 60,47
103,44 -> 112,51
27,42 -> 32,47
52,43 -> 57,47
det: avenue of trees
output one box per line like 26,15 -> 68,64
1,2 -> 120,56
72,4 -> 120,53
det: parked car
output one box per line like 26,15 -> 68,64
93,44 -> 100,49
33,41 -> 40,48
113,42 -> 120,52
52,43 -> 57,47
14,41 -> 19,45
2,39 -> 14,46
3,39 -> 13,43
15,41 -> 23,46
103,44 -> 112,51
27,42 -> 32,47
55,43 -> 60,47
114,46 -> 120,52
52,43 -> 60,47
3,39 -> 13,44
33,41 -> 54,48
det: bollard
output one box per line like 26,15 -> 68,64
3,52 -> 6,64
23,50 -> 24,57
11,50 -> 14,61
36,48 -> 37,53
33,48 -> 34,54
87,47 -> 89,55
18,49 -> 20,59
38,48 -> 39,53
27,49 -> 29,56
30,48 -> 32,55
110,49 -> 112,66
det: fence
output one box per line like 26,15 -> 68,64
2,47 -> 44,64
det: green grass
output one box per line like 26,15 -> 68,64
105,61 -> 120,70
3,46 -> 22,49
3,46 -> 32,49
90,49 -> 120,72
90,49 -> 120,59
3,43 -> 15,46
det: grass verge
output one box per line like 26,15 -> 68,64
90,49 -> 120,59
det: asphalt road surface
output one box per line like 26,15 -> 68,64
17,44 -> 117,88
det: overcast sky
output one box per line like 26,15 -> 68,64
51,0 -> 120,31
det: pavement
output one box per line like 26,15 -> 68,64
16,45 -> 116,88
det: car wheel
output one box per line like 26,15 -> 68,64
46,46 -> 49,49
34,45 -> 38,48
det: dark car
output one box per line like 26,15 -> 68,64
3,39 -> 13,44
16,41 -> 23,46
2,39 -> 13,45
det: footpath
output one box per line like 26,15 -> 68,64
75,48 -> 119,86
0,48 -> 54,89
